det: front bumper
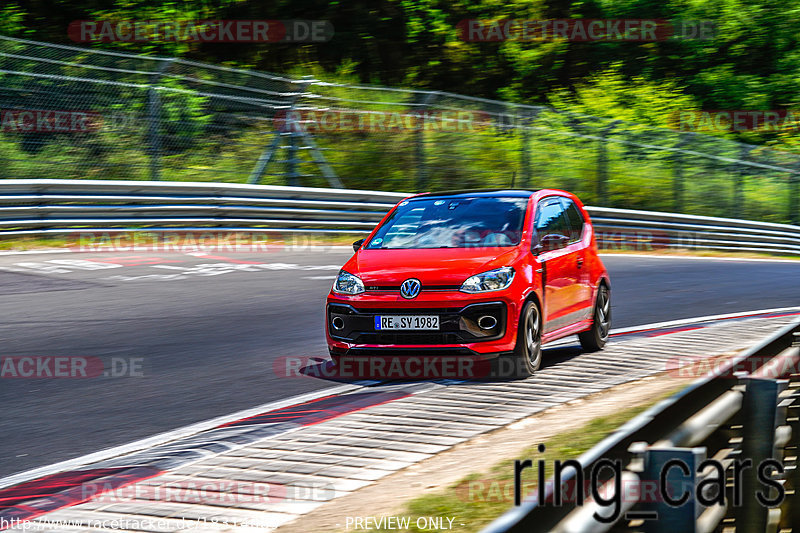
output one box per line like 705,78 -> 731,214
326,293 -> 520,356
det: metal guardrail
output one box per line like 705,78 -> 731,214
0,179 -> 406,235
0,180 -> 798,257
590,207 -> 800,255
482,318 -> 800,533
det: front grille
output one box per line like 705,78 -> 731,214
331,305 -> 463,314
343,347 -> 478,356
328,302 -> 506,345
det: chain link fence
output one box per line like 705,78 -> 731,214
0,34 -> 798,224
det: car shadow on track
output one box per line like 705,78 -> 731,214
295,344 -> 587,384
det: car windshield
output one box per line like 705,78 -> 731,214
366,196 -> 528,249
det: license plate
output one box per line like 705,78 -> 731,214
374,315 -> 439,330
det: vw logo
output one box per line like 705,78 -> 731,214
400,278 -> 421,299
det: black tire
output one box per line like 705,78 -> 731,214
510,300 -> 543,378
579,285 -> 611,352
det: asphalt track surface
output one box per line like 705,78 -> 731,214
1,250 -> 799,478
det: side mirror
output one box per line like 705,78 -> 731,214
540,233 -> 569,252
352,238 -> 366,252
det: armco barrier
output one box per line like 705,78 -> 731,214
0,179 -> 406,235
481,319 -> 800,533
0,180 -> 798,255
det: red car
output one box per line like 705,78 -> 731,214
326,189 -> 610,377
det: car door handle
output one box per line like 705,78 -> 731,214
577,257 -> 584,269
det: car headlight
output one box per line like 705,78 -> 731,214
460,267 -> 515,293
333,270 -> 365,295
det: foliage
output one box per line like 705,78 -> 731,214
0,1 -> 798,223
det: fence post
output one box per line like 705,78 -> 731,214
295,130 -> 344,188
520,110 -> 535,189
248,77 -> 311,186
415,118 -> 426,191
286,128 -> 300,187
287,77 -> 314,187
673,134 -> 689,213
248,134 -> 282,185
415,92 -> 437,192
147,59 -> 173,181
790,170 -> 800,225
596,121 -> 620,206
733,146 -> 751,218
737,376 -> 788,531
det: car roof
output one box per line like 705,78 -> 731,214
411,188 -> 540,200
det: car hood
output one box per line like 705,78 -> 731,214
344,247 -> 523,286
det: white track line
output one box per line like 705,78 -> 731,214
0,249 -> 73,256
540,307 -> 800,348
3,306 -> 800,490
0,383 -> 363,490
608,306 -> 800,335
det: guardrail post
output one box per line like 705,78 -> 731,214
783,338 -> 800,530
737,376 -> 788,531
784,381 -> 800,529
640,447 -> 705,533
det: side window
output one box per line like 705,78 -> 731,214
534,198 -> 570,244
562,199 -> 585,243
